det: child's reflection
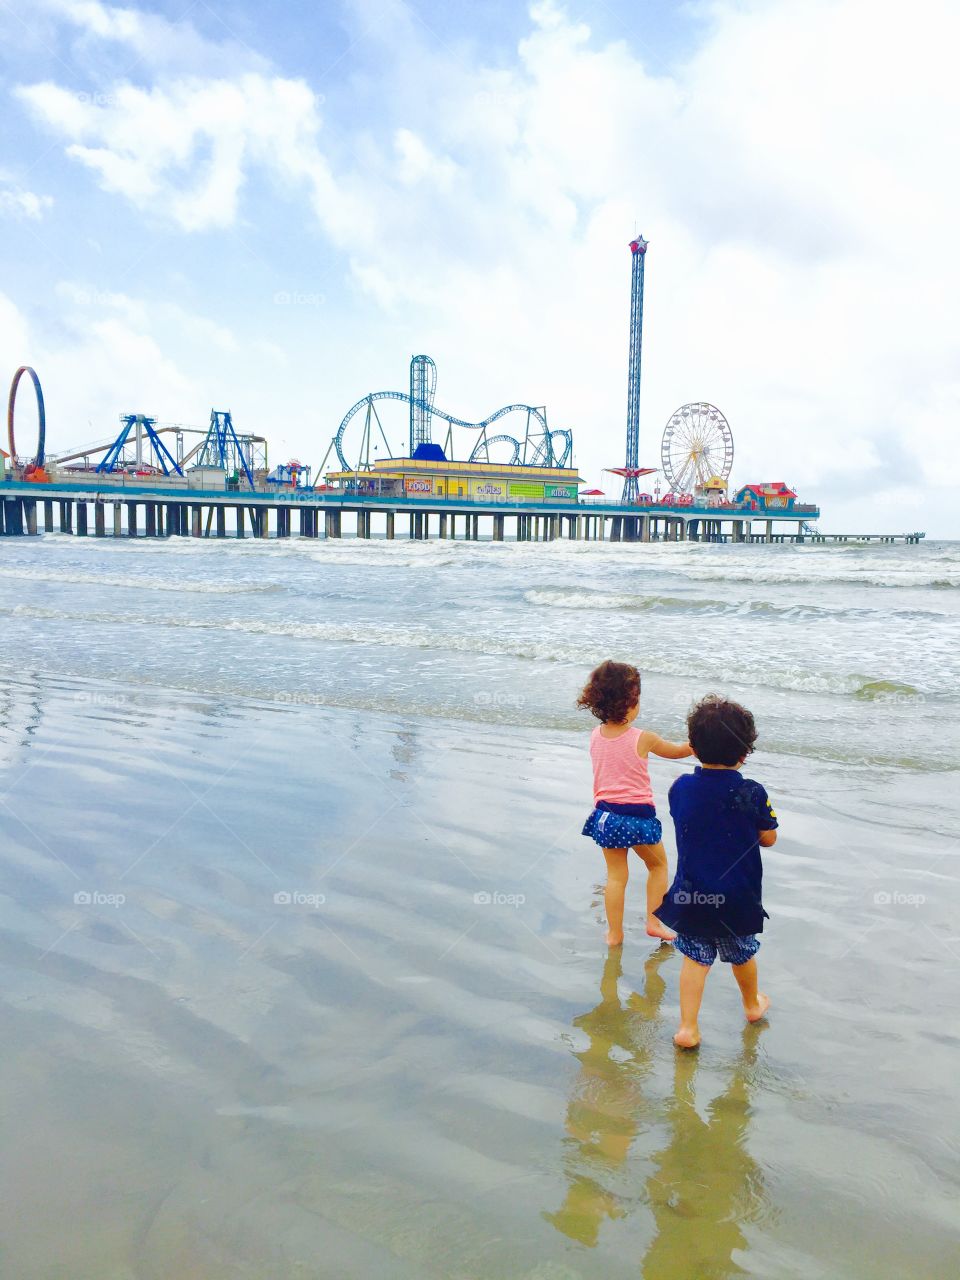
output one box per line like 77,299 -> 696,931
546,951 -> 767,1275
544,946 -> 670,1246
642,1032 -> 766,1280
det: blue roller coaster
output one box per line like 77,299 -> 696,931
324,355 -> 573,474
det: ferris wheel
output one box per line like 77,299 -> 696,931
661,402 -> 734,493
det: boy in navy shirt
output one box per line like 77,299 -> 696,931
655,695 -> 778,1048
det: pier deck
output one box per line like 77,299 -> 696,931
0,480 -> 923,544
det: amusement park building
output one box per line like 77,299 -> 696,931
733,482 -> 799,511
324,455 -> 583,502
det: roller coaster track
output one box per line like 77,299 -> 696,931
7,365 -> 46,468
470,434 -> 520,465
334,391 -> 572,470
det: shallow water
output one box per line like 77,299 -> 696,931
1,535 -> 958,1277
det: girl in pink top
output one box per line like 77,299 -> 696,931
578,660 -> 693,947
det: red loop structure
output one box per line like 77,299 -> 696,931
8,365 -> 46,467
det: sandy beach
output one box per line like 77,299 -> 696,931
1,627 -> 957,1276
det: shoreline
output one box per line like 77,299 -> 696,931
0,617 -> 957,1275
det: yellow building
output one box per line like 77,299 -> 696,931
325,456 -> 583,502
695,475 -> 729,506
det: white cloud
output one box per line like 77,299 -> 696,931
17,75 -> 332,233
7,0 -> 960,532
1,284 -> 255,457
54,282 -> 239,351
0,181 -> 54,219
34,0 -> 270,74
394,128 -> 458,189
311,0 -> 959,529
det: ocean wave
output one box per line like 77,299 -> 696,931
0,567 -> 280,595
4,603 -> 949,703
31,529 -> 960,586
0,662 -> 952,774
666,570 -> 960,590
35,530 -> 466,570
852,679 -> 923,701
522,587 -> 947,621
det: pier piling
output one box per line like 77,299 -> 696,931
3,499 -> 22,535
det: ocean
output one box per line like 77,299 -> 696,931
1,532 -> 957,1277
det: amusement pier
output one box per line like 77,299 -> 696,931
0,239 -> 925,546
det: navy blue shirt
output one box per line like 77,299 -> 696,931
655,768 -> 778,938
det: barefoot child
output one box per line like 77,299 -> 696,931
578,661 -> 693,947
653,695 -> 779,1048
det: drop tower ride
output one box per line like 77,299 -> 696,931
622,235 -> 648,503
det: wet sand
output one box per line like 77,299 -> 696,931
0,673 -> 957,1278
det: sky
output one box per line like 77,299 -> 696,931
1,0 -> 958,535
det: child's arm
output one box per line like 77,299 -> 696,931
638,731 -> 694,760
754,784 -> 778,846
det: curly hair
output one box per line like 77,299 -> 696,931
687,694 -> 757,766
577,660 -> 641,724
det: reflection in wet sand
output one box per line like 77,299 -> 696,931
643,1033 -> 766,1279
547,949 -> 767,1278
545,947 -> 670,1245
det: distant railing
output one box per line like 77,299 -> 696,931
5,472 -> 820,519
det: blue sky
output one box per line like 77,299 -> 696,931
1,0 -> 957,534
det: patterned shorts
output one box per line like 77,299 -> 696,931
674,933 -> 761,967
582,808 -> 662,849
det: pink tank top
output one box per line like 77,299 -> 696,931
590,726 -> 654,805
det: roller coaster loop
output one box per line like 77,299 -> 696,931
7,365 -> 46,468
333,391 -> 572,471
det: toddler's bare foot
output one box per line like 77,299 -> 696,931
744,992 -> 770,1023
673,1026 -> 700,1049
606,930 -> 624,946
646,920 -> 676,942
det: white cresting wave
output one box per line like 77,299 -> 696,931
4,602 -> 934,702
34,529 -> 960,587
0,567 -> 281,595
522,586 -> 951,621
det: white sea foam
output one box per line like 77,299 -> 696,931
523,586 -> 949,621
0,567 -> 278,595
3,601 -> 940,702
